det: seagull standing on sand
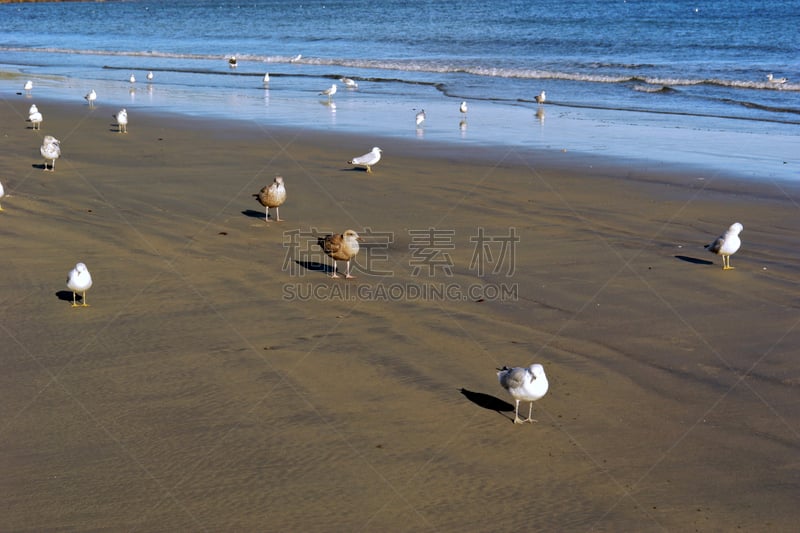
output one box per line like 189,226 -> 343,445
460,100 -> 468,115
535,90 -> 546,104
254,176 -> 286,221
29,104 -> 38,115
40,135 -> 61,171
705,222 -> 743,270
85,89 -> 97,107
28,110 -> 43,130
348,146 -> 382,173
147,71 -> 154,82
318,230 -> 362,279
320,83 -> 337,100
340,77 -> 358,89
114,108 -> 128,133
67,262 -> 93,307
24,80 -> 33,93
415,109 -> 426,126
497,363 -> 549,424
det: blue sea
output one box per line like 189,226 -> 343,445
1,0 -> 798,180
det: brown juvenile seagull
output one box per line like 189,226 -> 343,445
317,229 -> 361,279
253,176 -> 286,221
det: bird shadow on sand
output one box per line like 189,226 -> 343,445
55,290 -> 80,304
241,209 -> 267,220
31,163 -> 49,171
460,388 -> 514,414
675,255 -> 714,265
294,259 -> 332,274
340,167 -> 368,173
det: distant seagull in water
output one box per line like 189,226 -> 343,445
460,100 -> 468,115
114,108 -> 128,133
766,73 -> 787,84
535,90 -> 546,104
290,54 -> 302,63
318,230 -> 362,279
340,77 -> 358,89
415,109 -> 426,126
263,72 -> 270,84
228,56 -> 238,68
129,73 -> 136,84
84,89 -> 97,108
24,80 -> 33,93
348,146 -> 382,173
320,83 -> 337,100
0,180 -> 5,211
497,363 -> 549,424
254,175 -> 287,222
147,71 -> 154,81
705,222 -> 743,270
28,109 -> 43,130
40,135 -> 61,171
67,262 -> 93,307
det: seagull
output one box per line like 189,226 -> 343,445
705,222 -> 743,270
67,262 -> 93,307
415,109 -> 426,126
460,100 -> 468,115
263,73 -> 270,84
147,71 -> 154,81
24,80 -> 33,93
129,73 -> 136,84
348,146 -> 382,173
84,89 -> 97,107
535,90 -> 546,104
320,83 -> 337,100
40,135 -> 61,171
28,110 -> 43,130
29,104 -> 38,115
497,363 -> 549,424
340,77 -> 358,89
253,176 -> 286,221
318,230 -> 362,279
766,73 -> 787,84
0,180 -> 5,211
290,54 -> 302,63
229,56 -> 238,68
114,108 -> 128,133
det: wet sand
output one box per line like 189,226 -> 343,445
1,96 -> 799,531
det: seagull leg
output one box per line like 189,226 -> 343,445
71,291 -> 79,308
345,259 -> 355,279
513,400 -> 524,424
723,256 -> 734,270
330,260 -> 340,279
524,402 -> 538,423
81,291 -> 89,307
275,207 -> 282,222
264,206 -> 270,222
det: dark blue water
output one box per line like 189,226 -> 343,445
2,0 -> 798,179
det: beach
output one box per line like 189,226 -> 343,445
1,96 -> 800,530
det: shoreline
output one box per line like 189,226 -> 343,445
2,95 -> 800,530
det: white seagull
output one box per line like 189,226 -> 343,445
147,71 -> 154,81
348,146 -> 382,173
114,108 -> 128,133
263,73 -> 270,84
705,222 -> 743,270
766,73 -> 787,84
24,80 -> 33,93
84,89 -> 97,107
340,77 -> 358,89
535,90 -> 546,104
290,54 -> 302,63
28,110 -> 43,130
320,83 -> 337,100
497,363 -> 549,424
67,262 -> 93,307
460,100 -> 468,115
253,176 -> 287,222
29,104 -> 38,115
129,73 -> 136,84
415,109 -> 426,126
40,135 -> 61,171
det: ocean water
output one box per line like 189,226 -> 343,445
1,0 -> 798,180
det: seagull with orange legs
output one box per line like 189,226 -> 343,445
318,230 -> 362,279
40,135 -> 61,171
348,146 -> 382,173
67,262 -> 93,307
705,222 -> 743,270
497,363 -> 549,424
253,176 -> 286,221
